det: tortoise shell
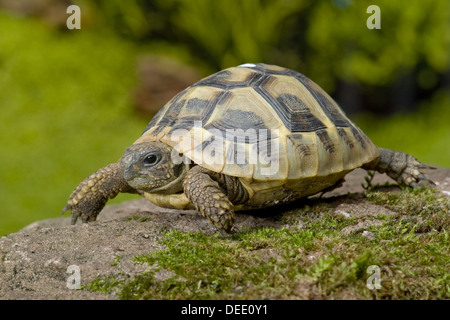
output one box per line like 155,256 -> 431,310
134,63 -> 379,206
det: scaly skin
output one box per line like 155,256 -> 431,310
62,160 -> 248,233
364,148 -> 435,187
182,165 -> 249,233
61,163 -> 137,224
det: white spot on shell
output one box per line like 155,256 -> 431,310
238,63 -> 256,68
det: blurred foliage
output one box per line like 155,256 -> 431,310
0,12 -> 146,235
85,0 -> 450,96
354,91 -> 450,167
0,0 -> 449,234
304,0 -> 450,89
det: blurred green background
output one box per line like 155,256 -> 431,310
0,0 -> 449,235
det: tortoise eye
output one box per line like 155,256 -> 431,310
143,153 -> 160,167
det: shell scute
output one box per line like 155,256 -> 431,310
138,63 -> 379,181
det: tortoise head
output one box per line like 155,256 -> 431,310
120,142 -> 189,194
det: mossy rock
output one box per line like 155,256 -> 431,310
1,167 -> 448,299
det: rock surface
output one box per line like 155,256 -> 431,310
1,167 -> 449,300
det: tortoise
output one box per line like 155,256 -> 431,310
62,63 -> 434,233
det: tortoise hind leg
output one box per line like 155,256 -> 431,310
363,148 -> 435,187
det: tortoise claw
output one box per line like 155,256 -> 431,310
419,164 -> 436,170
61,204 -> 71,215
401,159 -> 435,188
71,212 -> 79,225
418,174 -> 436,185
61,203 -> 81,225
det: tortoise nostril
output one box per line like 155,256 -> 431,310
121,154 -> 140,181
122,154 -> 134,165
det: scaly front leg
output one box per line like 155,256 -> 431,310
182,165 -> 249,233
61,163 -> 137,224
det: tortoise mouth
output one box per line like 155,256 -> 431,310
127,176 -> 156,192
149,170 -> 186,194
126,171 -> 186,195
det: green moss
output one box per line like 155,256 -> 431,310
86,187 -> 449,299
235,227 -> 319,251
87,275 -> 125,294
86,228 -> 310,299
365,186 -> 450,232
111,254 -> 122,267
127,230 -> 296,299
